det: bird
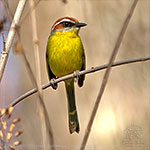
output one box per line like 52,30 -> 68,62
46,17 -> 86,134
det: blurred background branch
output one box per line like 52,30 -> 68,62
29,0 -> 46,149
20,0 -> 41,25
29,0 -> 55,149
80,0 -> 139,149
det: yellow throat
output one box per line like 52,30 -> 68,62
46,29 -> 84,77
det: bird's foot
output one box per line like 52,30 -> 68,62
50,78 -> 58,90
73,70 -> 80,83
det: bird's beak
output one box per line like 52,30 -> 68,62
75,22 -> 87,28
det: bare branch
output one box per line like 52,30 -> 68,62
0,0 -> 27,82
7,56 -> 149,109
80,0 -> 139,149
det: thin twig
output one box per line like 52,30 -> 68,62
29,0 -> 54,150
0,0 -> 27,82
7,56 -> 149,109
80,0 -> 139,149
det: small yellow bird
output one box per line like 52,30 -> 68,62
46,17 -> 86,134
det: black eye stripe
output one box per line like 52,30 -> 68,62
61,21 -> 75,27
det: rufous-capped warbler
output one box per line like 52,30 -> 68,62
46,17 -> 86,134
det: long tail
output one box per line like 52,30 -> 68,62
65,79 -> 80,134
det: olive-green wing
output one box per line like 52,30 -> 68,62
46,51 -> 56,81
78,52 -> 85,87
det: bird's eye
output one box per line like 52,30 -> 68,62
63,22 -> 70,27
62,22 -> 74,28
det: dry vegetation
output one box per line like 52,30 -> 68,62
0,107 -> 22,150
0,0 -> 150,150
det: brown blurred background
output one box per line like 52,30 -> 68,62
0,0 -> 150,150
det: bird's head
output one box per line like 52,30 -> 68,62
51,17 -> 87,35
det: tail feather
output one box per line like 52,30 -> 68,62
65,79 -> 80,134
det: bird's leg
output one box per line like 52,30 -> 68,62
73,70 -> 80,83
50,78 -> 58,90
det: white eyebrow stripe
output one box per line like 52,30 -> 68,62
52,19 -> 76,30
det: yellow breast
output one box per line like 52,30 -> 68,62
47,30 -> 84,77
